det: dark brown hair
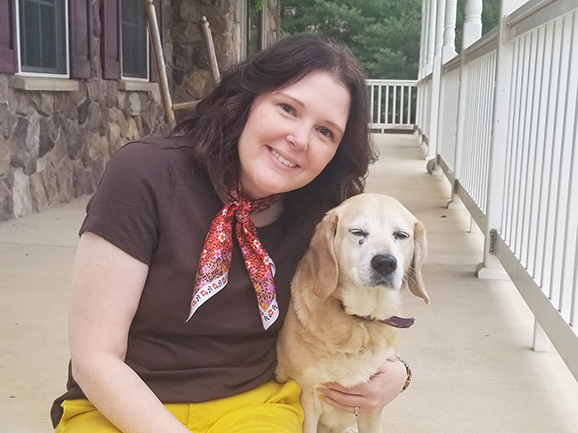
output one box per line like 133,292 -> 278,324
174,34 -> 377,220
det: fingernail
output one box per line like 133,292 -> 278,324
319,396 -> 324,401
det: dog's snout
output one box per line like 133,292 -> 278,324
371,254 -> 397,276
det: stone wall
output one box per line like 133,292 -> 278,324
171,0 -> 281,104
0,76 -> 167,221
0,0 -> 280,222
172,0 -> 239,104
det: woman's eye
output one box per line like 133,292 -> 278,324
318,127 -> 334,139
281,104 -> 294,114
394,231 -> 409,240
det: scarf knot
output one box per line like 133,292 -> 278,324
187,189 -> 281,330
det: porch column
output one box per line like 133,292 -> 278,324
418,0 -> 428,79
448,0 -> 484,209
425,0 -> 447,168
425,0 -> 437,76
442,0 -> 458,62
462,0 -> 483,50
476,0 -> 529,280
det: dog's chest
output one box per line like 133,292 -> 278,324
304,345 -> 396,388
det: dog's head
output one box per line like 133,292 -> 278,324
301,194 -> 428,319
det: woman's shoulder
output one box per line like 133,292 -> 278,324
108,135 -> 200,177
114,135 -> 193,161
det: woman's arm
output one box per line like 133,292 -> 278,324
68,232 -> 190,433
317,358 -> 408,414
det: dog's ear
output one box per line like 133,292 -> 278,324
407,221 -> 429,303
300,212 -> 340,300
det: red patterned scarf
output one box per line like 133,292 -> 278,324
187,188 -> 282,329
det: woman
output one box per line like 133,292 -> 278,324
51,34 -> 409,433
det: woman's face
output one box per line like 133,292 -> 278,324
237,71 -> 351,199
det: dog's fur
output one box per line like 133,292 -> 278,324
276,193 -> 429,433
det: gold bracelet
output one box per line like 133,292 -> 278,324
395,355 -> 412,392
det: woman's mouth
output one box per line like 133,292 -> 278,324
270,149 -> 297,168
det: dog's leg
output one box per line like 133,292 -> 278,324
357,412 -> 383,433
300,388 -> 321,433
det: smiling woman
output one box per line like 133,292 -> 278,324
50,35 -> 409,433
237,71 -> 350,199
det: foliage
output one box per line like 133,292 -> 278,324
280,0 -> 502,79
280,0 -> 422,79
252,0 -> 264,13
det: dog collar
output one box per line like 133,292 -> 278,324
339,303 -> 415,328
353,314 -> 415,328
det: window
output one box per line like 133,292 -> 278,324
121,0 -> 148,80
241,0 -> 267,59
247,3 -> 262,56
17,0 -> 67,75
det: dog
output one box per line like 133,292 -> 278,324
276,193 -> 429,433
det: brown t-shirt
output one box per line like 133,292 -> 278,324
51,137 -> 316,427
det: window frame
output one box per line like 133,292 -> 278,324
14,0 -> 70,78
240,0 -> 268,60
120,0 -> 150,82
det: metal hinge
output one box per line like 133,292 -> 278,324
489,229 -> 497,254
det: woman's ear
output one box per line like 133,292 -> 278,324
407,221 -> 429,303
299,212 -> 340,300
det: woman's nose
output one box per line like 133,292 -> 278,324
287,123 -> 310,150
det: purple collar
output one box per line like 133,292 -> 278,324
338,302 -> 415,328
353,313 -> 415,328
371,315 -> 415,328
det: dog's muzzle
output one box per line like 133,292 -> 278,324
371,254 -> 397,276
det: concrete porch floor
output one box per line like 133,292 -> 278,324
1,133 -> 578,433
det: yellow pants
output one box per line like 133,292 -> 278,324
55,380 -> 303,433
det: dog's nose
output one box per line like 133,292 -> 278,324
371,254 -> 397,276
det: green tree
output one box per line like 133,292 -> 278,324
281,0 -> 422,79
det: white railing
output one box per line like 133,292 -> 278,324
457,33 -> 498,219
416,0 -> 578,381
416,75 -> 433,142
367,80 -> 418,131
438,59 -> 461,175
497,2 -> 578,359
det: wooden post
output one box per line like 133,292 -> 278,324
145,0 -> 174,126
200,15 -> 220,85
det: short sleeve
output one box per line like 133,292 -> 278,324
80,141 -> 174,264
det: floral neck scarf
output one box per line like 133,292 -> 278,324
187,188 -> 282,330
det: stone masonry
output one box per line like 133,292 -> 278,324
0,0 -> 280,222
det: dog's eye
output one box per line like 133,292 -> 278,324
394,231 -> 409,240
350,229 -> 368,245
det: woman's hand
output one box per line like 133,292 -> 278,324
318,357 -> 408,415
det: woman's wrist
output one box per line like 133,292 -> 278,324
395,355 -> 412,392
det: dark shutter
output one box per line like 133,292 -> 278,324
0,0 -> 16,73
102,0 -> 120,79
69,0 -> 92,78
149,0 -> 162,82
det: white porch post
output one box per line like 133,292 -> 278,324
476,0 -> 528,280
448,0 -> 483,209
417,0 -> 430,135
425,0 -> 437,76
425,0 -> 447,169
462,0 -> 483,49
418,0 -> 428,80
442,0 -> 458,63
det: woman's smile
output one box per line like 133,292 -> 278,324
270,148 -> 298,168
237,71 -> 351,199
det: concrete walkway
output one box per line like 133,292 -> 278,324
1,133 -> 578,433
